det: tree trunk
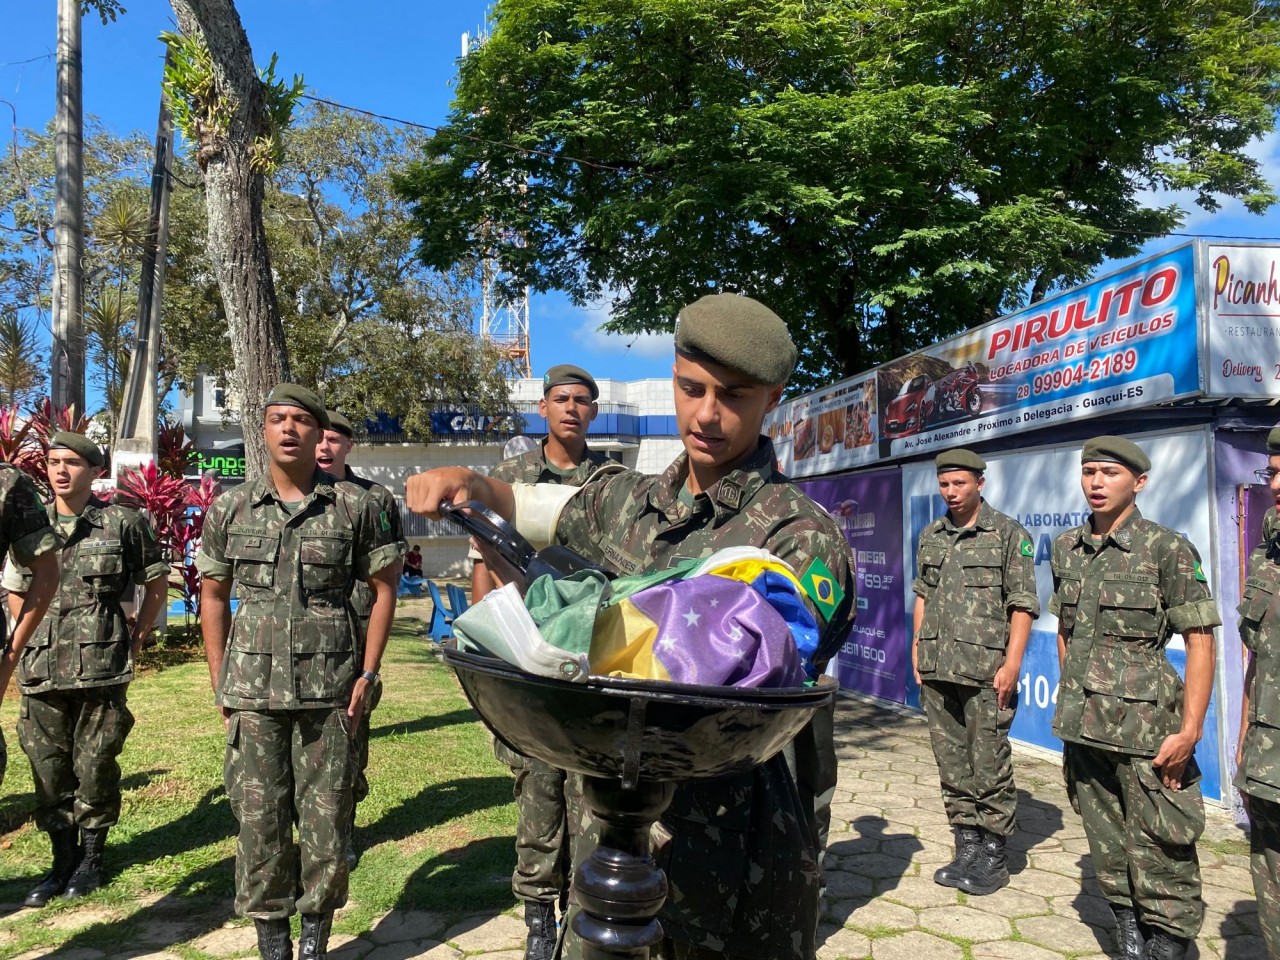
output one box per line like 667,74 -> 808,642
168,0 -> 289,480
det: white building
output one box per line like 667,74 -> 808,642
180,375 -> 684,576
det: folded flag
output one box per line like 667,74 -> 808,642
453,547 -> 816,689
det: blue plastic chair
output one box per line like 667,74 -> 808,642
446,584 -> 470,617
425,579 -> 455,642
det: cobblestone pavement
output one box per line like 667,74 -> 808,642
0,692 -> 1260,959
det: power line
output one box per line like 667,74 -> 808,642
0,53 -> 54,68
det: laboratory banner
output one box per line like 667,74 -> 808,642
799,468 -> 908,704
1205,243 -> 1280,397
768,373 -> 879,478
901,427 -> 1224,799
881,244 -> 1200,459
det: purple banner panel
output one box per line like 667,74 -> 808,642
799,468 -> 908,704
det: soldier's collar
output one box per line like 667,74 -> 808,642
943,500 -> 995,533
48,496 -> 105,528
1078,506 -> 1143,551
652,437 -> 775,519
251,470 -> 337,507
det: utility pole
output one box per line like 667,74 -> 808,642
115,50 -> 175,476
51,0 -> 85,416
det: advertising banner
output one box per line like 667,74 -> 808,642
799,469 -> 909,704
881,244 -> 1200,459
1205,243 -> 1280,397
901,427 -> 1224,799
768,373 -> 878,478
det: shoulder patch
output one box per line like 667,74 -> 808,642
379,510 -> 392,532
1194,560 -> 1207,583
1020,539 -> 1034,558
800,556 -> 845,622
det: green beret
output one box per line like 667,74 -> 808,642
326,410 -> 354,439
265,384 -> 330,430
542,364 -> 598,400
48,431 -> 104,468
674,294 -> 796,385
1267,426 -> 1280,454
1081,435 -> 1150,473
936,448 -> 986,474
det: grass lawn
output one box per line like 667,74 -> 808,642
0,612 -> 518,958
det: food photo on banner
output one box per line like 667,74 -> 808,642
899,425 -> 1225,801
767,375 -> 878,478
798,469 -> 908,704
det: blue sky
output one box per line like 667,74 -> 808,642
4,0 -> 1279,393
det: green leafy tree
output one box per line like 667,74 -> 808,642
397,0 -> 1280,389
0,311 -> 47,408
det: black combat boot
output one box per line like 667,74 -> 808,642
63,827 -> 108,899
23,826 -> 80,908
298,912 -> 333,960
254,917 -> 293,960
1110,903 -> 1145,960
933,825 -> 982,888
524,900 -> 557,960
956,829 -> 1009,896
1142,930 -> 1190,960
345,806 -> 358,870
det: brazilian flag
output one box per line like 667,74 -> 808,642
800,557 -> 845,622
1020,539 -> 1034,558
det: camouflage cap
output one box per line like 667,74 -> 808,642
674,293 -> 796,385
49,431 -> 104,468
936,448 -> 986,474
1081,435 -> 1150,473
1267,425 -> 1280,454
265,383 -> 330,430
543,364 -> 598,400
326,410 -> 355,439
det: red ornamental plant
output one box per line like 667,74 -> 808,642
116,460 -> 190,550
158,419 -> 198,479
176,473 -> 221,618
0,405 -> 44,485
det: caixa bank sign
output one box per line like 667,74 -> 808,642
428,410 -> 520,435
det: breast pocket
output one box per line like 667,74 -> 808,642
299,533 -> 354,595
226,528 -> 280,591
1097,575 -> 1162,640
919,543 -> 947,589
1080,640 -> 1163,752
75,540 -> 126,596
1055,576 -> 1082,633
1238,576 -> 1276,652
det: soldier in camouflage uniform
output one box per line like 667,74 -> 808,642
0,463 -> 61,789
198,385 -> 403,960
1234,425 -> 1280,957
8,432 -> 168,908
912,448 -> 1039,896
315,410 -> 405,867
408,294 -> 857,960
1051,436 -> 1219,960
471,365 -> 610,960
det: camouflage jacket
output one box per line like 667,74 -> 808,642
491,441 -> 611,487
9,497 -> 166,694
0,464 -> 57,655
343,466 -> 405,631
1050,508 -> 1220,757
913,501 -> 1040,685
553,437 -> 856,958
196,471 -> 403,711
1236,508 -> 1280,802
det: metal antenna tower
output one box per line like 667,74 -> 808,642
462,25 -> 532,378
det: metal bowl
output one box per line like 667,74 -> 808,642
445,647 -> 834,788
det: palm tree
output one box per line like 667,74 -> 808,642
0,310 -> 47,407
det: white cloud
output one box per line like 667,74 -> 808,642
1141,130 -> 1280,234
572,301 -> 673,360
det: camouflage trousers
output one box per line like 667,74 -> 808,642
224,707 -> 355,920
1247,793 -> 1280,957
920,679 -> 1017,836
495,738 -> 573,904
18,686 -> 134,832
1063,742 -> 1204,939
352,677 -> 382,808
783,698 -> 839,865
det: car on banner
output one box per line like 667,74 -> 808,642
883,374 -> 932,438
